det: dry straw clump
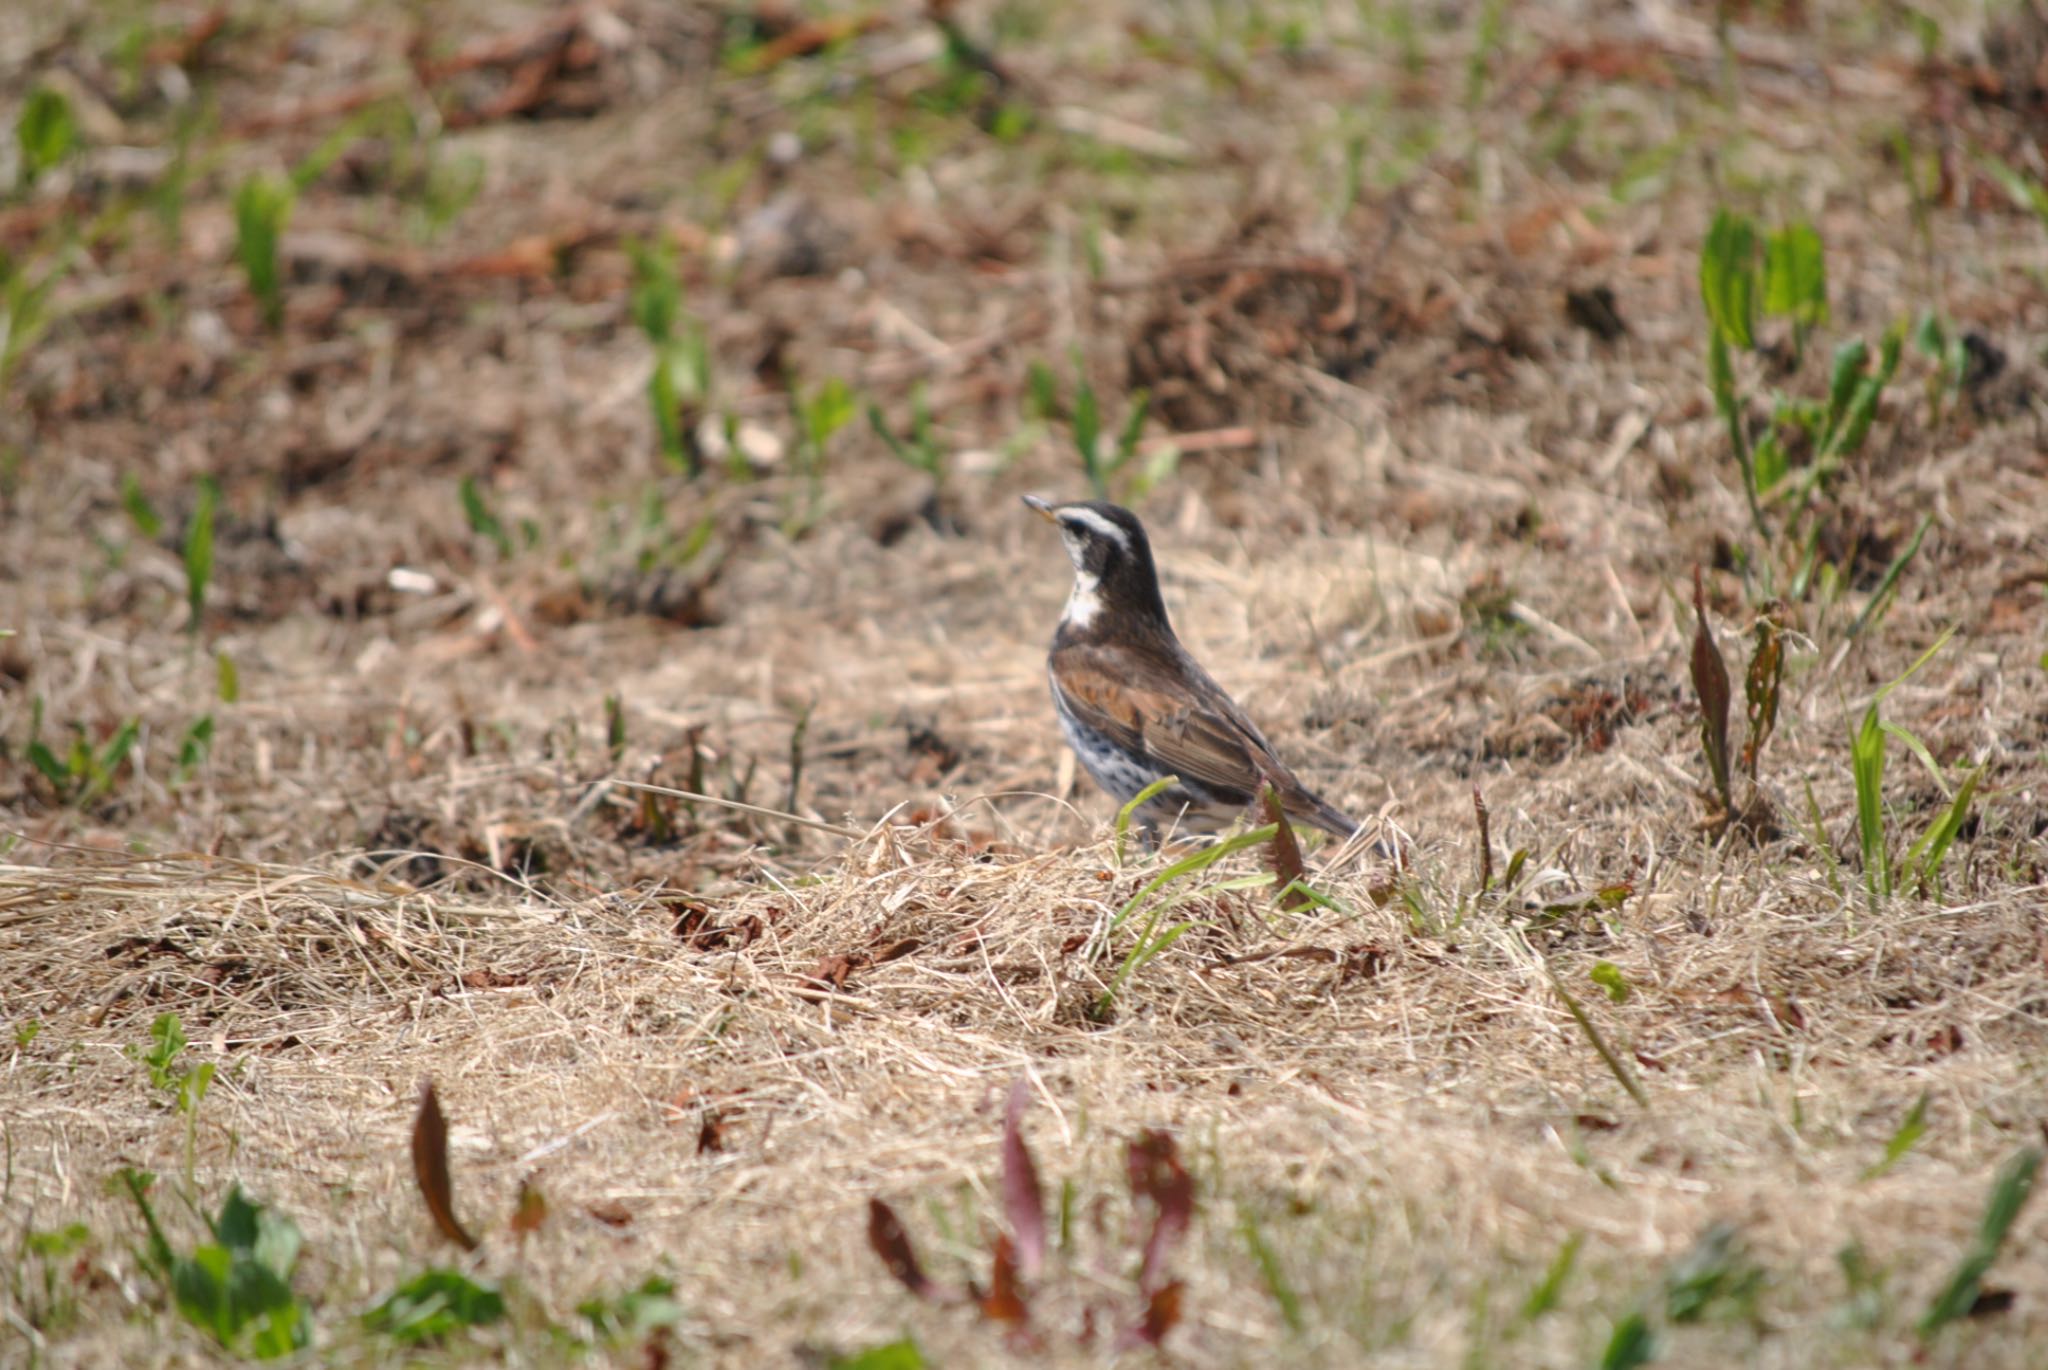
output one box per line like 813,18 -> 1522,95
5,784 -> 2047,1365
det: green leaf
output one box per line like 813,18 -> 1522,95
802,378 -> 857,454
648,359 -> 686,470
120,1168 -> 176,1276
579,1275 -> 683,1342
1826,320 -> 1906,460
122,473 -> 163,539
179,1059 -> 215,1116
171,1243 -> 232,1340
626,237 -> 679,343
1762,222 -> 1827,328
1520,1232 -> 1582,1321
1912,310 -> 1946,358
1024,360 -> 1058,421
1590,961 -> 1630,1004
1114,387 -> 1152,466
1907,765 -> 1981,896
1980,156 -> 2048,231
232,175 -> 294,331
1699,209 -> 1758,349
1662,1222 -> 1763,1324
16,85 -> 77,183
829,1339 -> 927,1370
140,1012 -> 187,1091
26,1222 -> 89,1260
868,402 -> 917,467
1862,1091 -> 1930,1181
1548,969 -> 1648,1109
365,1269 -> 506,1344
1073,380 -> 1103,491
459,476 -> 512,557
28,738 -> 68,789
1823,338 -> 1868,439
174,715 -> 214,783
216,651 -> 240,704
1600,1310 -> 1658,1370
1752,432 -> 1788,497
1919,1147 -> 2043,1338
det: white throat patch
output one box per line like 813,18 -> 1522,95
1061,570 -> 1103,629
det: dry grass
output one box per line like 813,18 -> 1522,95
5,0 -> 2048,1365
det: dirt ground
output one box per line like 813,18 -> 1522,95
4,1 -> 2048,1365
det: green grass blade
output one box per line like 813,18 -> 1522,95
459,476 -> 512,557
1519,1232 -> 1583,1321
1101,917 -> 1199,1011
1878,720 -> 1948,800
1918,1146 -> 2042,1338
1239,1206 -> 1304,1333
1547,969 -> 1649,1109
1861,1091 -> 1929,1182
1907,765 -> 1980,897
1105,823 -> 1277,942
121,473 -> 163,539
1600,1310 -> 1657,1370
1847,513 -> 1933,640
1875,625 -> 1957,707
1801,779 -> 1845,900
1114,774 -> 1180,868
1851,705 -> 1887,902
1073,381 -> 1103,494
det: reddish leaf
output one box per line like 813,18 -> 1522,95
510,1174 -> 548,1240
697,1106 -> 734,1155
586,1199 -> 635,1228
1001,1080 -> 1048,1278
867,1198 -> 942,1301
1473,784 -> 1494,890
1126,1130 -> 1193,1294
978,1233 -> 1031,1325
1124,1280 -> 1184,1348
1259,784 -> 1310,909
1690,566 -> 1733,813
411,1080 -> 479,1251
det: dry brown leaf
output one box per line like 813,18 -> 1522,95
1127,1129 -> 1193,1295
411,1080 -> 479,1251
1259,784 -> 1309,910
510,1174 -> 548,1240
977,1233 -> 1030,1325
867,1198 -> 944,1301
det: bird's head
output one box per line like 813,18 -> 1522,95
1022,495 -> 1168,631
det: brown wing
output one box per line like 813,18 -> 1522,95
1051,643 -> 1277,803
1052,640 -> 1361,837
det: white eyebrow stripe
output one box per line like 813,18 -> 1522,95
1058,507 -> 1130,549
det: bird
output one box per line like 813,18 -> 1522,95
1022,494 -> 1374,850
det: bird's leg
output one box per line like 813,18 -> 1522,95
1134,814 -> 1161,855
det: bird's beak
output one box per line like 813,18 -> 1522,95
1020,494 -> 1058,524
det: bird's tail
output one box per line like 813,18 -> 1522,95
1298,793 -> 1400,862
